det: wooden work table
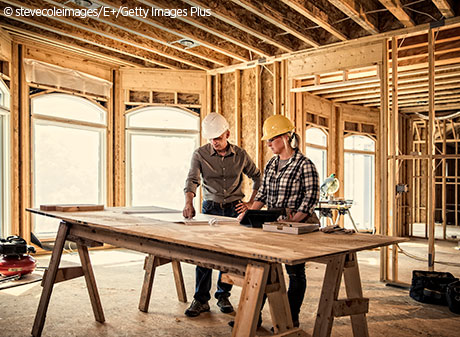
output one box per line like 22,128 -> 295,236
28,207 -> 407,337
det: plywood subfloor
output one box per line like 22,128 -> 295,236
1,238 -> 459,337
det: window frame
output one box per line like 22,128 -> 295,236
0,79 -> 10,237
125,106 -> 200,208
30,92 -> 107,238
343,134 -> 376,230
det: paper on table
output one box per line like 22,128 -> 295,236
135,212 -> 240,226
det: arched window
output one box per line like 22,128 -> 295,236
126,106 -> 199,209
0,79 -> 10,237
305,127 -> 328,182
344,135 -> 375,231
32,93 -> 107,238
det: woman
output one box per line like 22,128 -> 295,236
247,114 -> 320,327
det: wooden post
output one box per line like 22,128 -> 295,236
390,36 -> 399,282
113,69 -> 125,206
255,65 -> 263,170
379,39 -> 390,282
273,61 -> 281,115
216,73 -> 222,114
427,29 -> 436,271
442,120 -> 447,239
234,70 -> 242,146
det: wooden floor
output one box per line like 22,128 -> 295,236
1,238 -> 459,337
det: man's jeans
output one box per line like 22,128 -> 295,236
193,200 -> 238,303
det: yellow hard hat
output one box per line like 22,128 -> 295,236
261,114 -> 295,140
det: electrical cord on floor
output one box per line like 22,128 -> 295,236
396,243 -> 460,268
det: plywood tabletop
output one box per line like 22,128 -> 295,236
27,207 -> 408,265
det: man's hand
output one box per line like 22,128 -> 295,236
183,203 -> 196,219
235,201 -> 252,214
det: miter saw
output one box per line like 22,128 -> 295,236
320,174 -> 340,200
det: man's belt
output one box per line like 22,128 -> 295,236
207,200 -> 241,209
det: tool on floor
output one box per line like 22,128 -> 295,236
0,236 -> 36,277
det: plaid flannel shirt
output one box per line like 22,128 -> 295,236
255,149 -> 320,215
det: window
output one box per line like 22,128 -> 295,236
0,79 -> 10,237
305,127 -> 328,182
32,93 -> 106,238
126,107 -> 199,210
344,135 -> 375,231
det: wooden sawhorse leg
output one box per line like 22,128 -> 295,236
313,252 -> 369,337
139,254 -> 187,312
32,222 -> 105,337
222,263 -> 309,337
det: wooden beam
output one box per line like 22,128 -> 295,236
0,17 -> 177,69
427,28 -> 436,271
1,0 -> 210,70
231,0 -> 321,47
97,0 -> 250,63
145,0 -> 275,58
280,0 -> 348,41
327,0 -> 379,34
183,0 -> 296,52
274,61 -> 281,115
377,0 -> 415,27
47,0 -> 227,67
432,0 -> 455,18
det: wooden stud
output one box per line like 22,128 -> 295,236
41,266 -> 84,286
10,43 -> 20,237
113,68 -> 125,206
442,120 -> 447,239
255,65 -> 263,170
216,73 -> 222,115
274,61 -> 281,115
379,39 -> 390,282
427,29 -> 436,271
391,36 -> 399,282
234,70 -> 242,146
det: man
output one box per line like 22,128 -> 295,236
183,112 -> 261,317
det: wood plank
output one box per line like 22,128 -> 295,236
120,68 -> 206,93
332,298 -> 369,317
40,204 -> 105,212
288,41 -> 383,78
232,263 -> 269,337
41,266 -> 84,285
77,243 -> 105,323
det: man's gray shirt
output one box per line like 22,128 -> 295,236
184,143 -> 261,203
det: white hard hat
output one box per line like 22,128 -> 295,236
202,113 -> 229,139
